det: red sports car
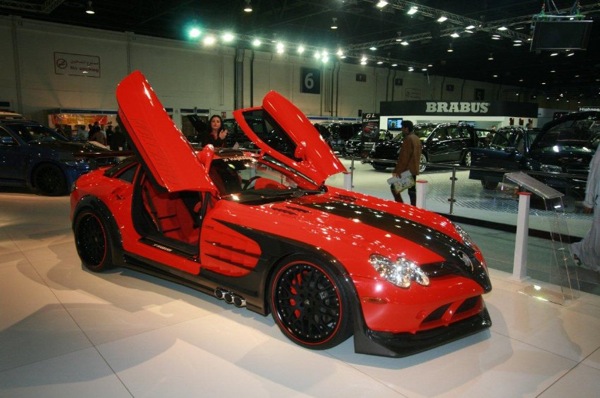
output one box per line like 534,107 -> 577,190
70,71 -> 492,357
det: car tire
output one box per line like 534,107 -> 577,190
269,256 -> 353,350
419,153 -> 427,173
372,163 -> 387,171
33,163 -> 68,196
463,150 -> 472,167
481,180 -> 498,190
73,210 -> 113,272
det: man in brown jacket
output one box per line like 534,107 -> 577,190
392,120 -> 421,205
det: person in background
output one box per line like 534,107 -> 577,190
571,143 -> 600,274
75,125 -> 88,141
200,114 -> 228,148
391,120 -> 421,206
88,123 -> 107,146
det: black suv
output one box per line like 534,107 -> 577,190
469,111 -> 599,199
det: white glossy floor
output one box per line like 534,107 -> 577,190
1,171 -> 600,397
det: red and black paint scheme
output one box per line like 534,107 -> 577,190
70,71 -> 492,357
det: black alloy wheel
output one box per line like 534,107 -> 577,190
73,210 -> 113,272
33,164 -> 68,196
270,258 -> 352,349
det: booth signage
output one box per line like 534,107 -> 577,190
425,101 -> 490,114
381,100 -> 538,118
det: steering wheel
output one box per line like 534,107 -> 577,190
243,176 -> 262,190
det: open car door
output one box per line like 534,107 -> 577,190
233,91 -> 346,186
116,71 -> 218,196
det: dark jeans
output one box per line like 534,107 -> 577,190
390,175 -> 416,206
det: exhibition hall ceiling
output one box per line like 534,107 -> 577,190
1,0 -> 599,103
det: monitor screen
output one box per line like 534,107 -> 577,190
387,118 -> 403,131
530,20 -> 593,51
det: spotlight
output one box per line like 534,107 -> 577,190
407,6 -> 418,15
376,1 -> 389,8
488,53 -> 494,61
243,0 -> 253,13
85,1 -> 95,15
331,18 -> 338,30
447,42 -> 453,53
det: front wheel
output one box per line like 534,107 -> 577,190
463,150 -> 472,167
269,257 -> 353,350
73,210 -> 113,272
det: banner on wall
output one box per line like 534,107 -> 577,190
54,52 -> 101,77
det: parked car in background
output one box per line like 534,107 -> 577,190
365,123 -> 486,172
469,111 -> 599,199
0,111 -> 25,121
366,123 -> 437,171
0,117 -> 118,195
70,71 -> 492,357
316,122 -> 361,155
469,127 -> 540,189
345,128 -> 380,158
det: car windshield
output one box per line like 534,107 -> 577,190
208,154 -> 321,204
7,123 -> 68,143
534,130 -> 595,154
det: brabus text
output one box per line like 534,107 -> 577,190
425,102 -> 490,114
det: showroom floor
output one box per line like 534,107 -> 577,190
1,160 -> 600,397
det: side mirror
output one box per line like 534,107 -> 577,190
294,141 -> 308,161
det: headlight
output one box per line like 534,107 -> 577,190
539,164 -> 562,173
369,254 -> 430,288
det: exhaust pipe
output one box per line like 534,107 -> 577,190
214,288 -> 246,307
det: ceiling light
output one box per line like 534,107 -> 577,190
297,45 -> 305,54
400,40 -> 409,46
331,18 -> 338,29
377,61 -> 383,65
407,6 -> 418,15
85,1 -> 95,15
447,42 -> 453,52
497,26 -> 508,31
437,16 -> 448,23
222,32 -> 235,42
203,35 -> 216,45
450,32 -> 460,38
465,25 -> 475,30
243,0 -> 253,13
369,46 -> 377,51
188,27 -> 201,39
276,42 -> 285,54
252,38 -> 261,47
376,1 -> 388,8
336,48 -> 344,56
488,53 -> 494,60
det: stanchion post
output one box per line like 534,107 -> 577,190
416,179 -> 427,209
512,191 -> 531,281
343,172 -> 352,190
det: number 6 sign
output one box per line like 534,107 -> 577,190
300,67 -> 320,94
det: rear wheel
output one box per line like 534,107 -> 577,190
269,257 -> 353,350
419,153 -> 428,173
372,163 -> 387,171
33,164 -> 67,196
73,210 -> 113,272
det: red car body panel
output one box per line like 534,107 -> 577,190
70,71 -> 492,357
116,70 -> 217,195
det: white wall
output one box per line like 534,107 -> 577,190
1,15 -> 569,129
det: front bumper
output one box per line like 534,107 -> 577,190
353,305 -> 492,357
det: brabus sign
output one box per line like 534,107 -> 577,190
380,100 -> 537,118
425,102 -> 490,114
